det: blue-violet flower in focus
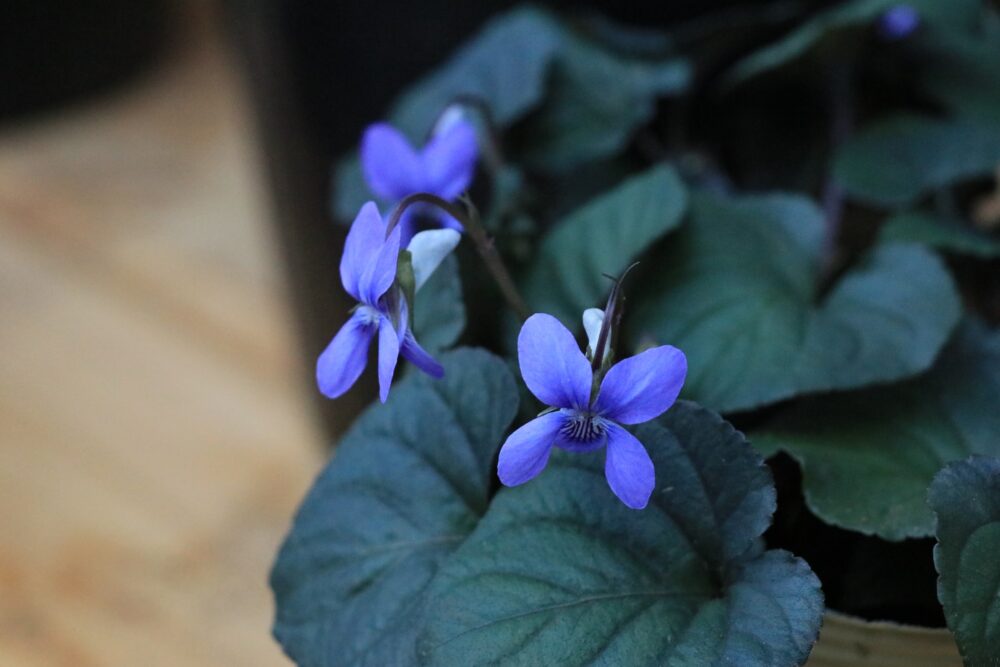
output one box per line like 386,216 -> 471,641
878,4 -> 919,40
361,118 -> 478,243
316,201 -> 458,403
498,312 -> 687,509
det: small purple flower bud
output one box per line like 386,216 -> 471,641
878,4 -> 920,41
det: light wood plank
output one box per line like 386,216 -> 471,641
0,15 -> 324,667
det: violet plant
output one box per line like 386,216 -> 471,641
274,2 -> 1000,665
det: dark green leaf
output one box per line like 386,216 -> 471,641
412,255 -> 465,354
754,321 -> 1000,540
914,31 -> 1000,124
270,349 -> 518,666
632,192 -> 960,412
517,37 -> 690,172
727,0 -> 983,84
418,402 -> 823,666
930,456 -> 1000,665
523,165 -> 688,326
881,211 -> 1000,258
388,7 -> 563,138
727,0 -> 892,84
834,116 -> 1000,207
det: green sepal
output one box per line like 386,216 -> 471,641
396,249 -> 417,328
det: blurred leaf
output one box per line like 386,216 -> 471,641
834,115 -> 1000,207
413,255 -> 465,353
419,403 -> 823,667
389,7 -> 563,137
880,211 -> 1000,258
914,31 -> 1000,124
930,456 -> 1000,664
727,0 -> 892,84
727,0 -> 983,84
754,321 -> 1000,540
517,36 -> 690,172
523,165 -> 688,326
632,192 -> 960,412
270,349 -> 518,667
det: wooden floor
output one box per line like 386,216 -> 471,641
0,23 -> 324,667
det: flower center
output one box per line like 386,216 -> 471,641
356,304 -> 382,327
561,410 -> 606,443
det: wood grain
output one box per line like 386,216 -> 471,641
0,19 -> 323,667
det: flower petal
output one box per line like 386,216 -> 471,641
359,222 -> 401,306
604,422 -> 655,510
582,308 -> 605,357
407,228 -> 461,291
361,123 -> 423,200
401,331 -> 444,378
497,411 -> 564,486
517,314 -> 593,410
340,202 -> 384,301
436,211 -> 465,233
376,314 -> 401,403
422,119 -> 478,200
596,345 -> 687,424
316,312 -> 375,398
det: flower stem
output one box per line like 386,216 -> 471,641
386,193 -> 531,321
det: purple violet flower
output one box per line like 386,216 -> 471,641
316,201 -> 458,403
361,118 -> 478,244
498,313 -> 688,509
878,4 -> 920,40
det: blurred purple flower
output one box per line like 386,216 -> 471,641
878,4 -> 920,40
498,313 -> 687,509
361,118 -> 478,243
317,202 -> 455,403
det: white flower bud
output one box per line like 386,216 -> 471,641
583,308 -> 607,358
407,228 -> 461,291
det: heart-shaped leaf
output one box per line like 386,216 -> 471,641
270,349 -> 518,666
754,321 -> 1000,540
418,402 -> 823,666
413,255 -> 465,353
387,7 -> 563,138
516,36 -> 690,172
726,0 -> 983,85
930,456 -> 1000,665
632,192 -> 960,412
880,211 -> 1000,258
834,115 -> 1000,207
523,165 -> 688,326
